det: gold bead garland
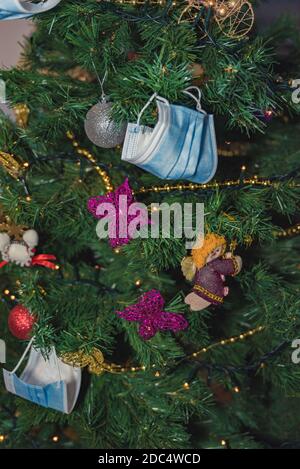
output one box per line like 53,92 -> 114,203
134,178 -> 300,195
66,131 -> 113,193
62,325 -> 265,376
275,224 -> 300,239
187,325 -> 265,360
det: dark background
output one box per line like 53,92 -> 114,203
257,0 -> 299,27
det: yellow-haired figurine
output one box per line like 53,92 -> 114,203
181,233 -> 242,312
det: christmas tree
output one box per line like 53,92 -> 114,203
0,0 -> 300,449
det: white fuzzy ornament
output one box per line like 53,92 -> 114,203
0,232 -> 10,251
0,229 -> 39,267
5,243 -> 34,267
23,229 -> 39,248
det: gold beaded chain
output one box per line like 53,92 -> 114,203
66,131 -> 114,192
187,325 -> 265,360
134,178 -> 300,195
62,325 -> 265,375
275,223 -> 300,239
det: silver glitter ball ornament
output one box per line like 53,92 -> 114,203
84,98 -> 126,148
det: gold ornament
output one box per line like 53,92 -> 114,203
178,1 -> 203,26
61,348 -> 107,375
0,151 -> 25,179
215,1 -> 254,39
61,347 -> 145,375
13,104 -> 30,128
178,0 -> 254,40
178,1 -> 205,37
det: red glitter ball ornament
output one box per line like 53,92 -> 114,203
8,305 -> 35,340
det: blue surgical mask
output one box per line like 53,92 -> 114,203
3,340 -> 81,414
121,87 -> 218,183
0,0 -> 61,20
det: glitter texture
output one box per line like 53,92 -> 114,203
84,99 -> 126,148
8,305 -> 35,340
117,289 -> 188,340
88,178 -> 148,248
193,257 -> 238,305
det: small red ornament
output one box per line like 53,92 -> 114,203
8,305 -> 35,340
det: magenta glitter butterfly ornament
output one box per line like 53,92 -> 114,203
116,289 -> 189,340
88,178 -> 148,248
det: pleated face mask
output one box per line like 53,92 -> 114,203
0,0 -> 61,20
121,87 -> 218,183
3,340 -> 81,414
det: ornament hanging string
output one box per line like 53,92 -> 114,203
91,60 -> 108,101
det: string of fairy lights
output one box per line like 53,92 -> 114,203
61,324 -> 266,377
134,178 -> 300,194
0,3 -> 297,448
0,324 -> 265,446
1,133 -> 300,307
0,130 -> 299,447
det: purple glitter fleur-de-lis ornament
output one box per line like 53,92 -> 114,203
116,289 -> 189,340
87,178 -> 149,248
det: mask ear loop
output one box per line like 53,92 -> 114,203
182,87 -> 206,114
137,93 -> 169,126
11,336 -> 35,374
137,93 -> 157,126
51,347 -> 63,386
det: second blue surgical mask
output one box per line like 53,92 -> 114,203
121,87 -> 218,183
